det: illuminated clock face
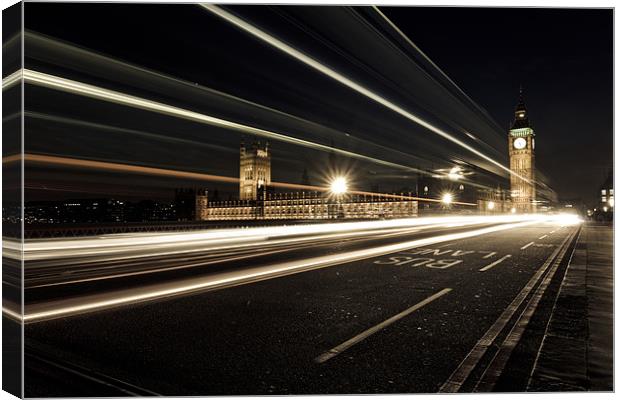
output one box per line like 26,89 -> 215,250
513,137 -> 527,149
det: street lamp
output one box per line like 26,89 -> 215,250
329,176 -> 348,219
511,207 -> 517,214
330,176 -> 348,195
442,193 -> 453,205
487,201 -> 495,211
448,167 -> 462,181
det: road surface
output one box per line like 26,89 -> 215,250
20,216 -> 581,395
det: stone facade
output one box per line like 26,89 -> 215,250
508,89 -> 536,213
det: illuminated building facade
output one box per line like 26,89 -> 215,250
508,88 -> 536,212
598,170 -> 614,213
239,140 -> 271,201
198,191 -> 418,221
196,141 -> 418,220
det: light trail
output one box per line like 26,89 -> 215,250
25,111 -> 237,154
21,153 -> 239,184
371,6 -> 505,136
201,5 -> 530,184
17,214 -> 581,323
2,69 -> 21,90
8,214 -> 579,262
12,153 -> 477,205
25,31 -> 435,173
19,69 -> 435,178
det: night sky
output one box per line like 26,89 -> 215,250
22,4 -> 612,205
382,6 -> 613,202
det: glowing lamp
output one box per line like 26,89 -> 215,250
330,177 -> 348,195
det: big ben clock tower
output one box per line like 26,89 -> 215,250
508,88 -> 536,213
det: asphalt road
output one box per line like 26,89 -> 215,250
23,219 -> 580,396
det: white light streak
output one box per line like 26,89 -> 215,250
2,69 -> 21,90
202,4 -> 530,184
20,69 -> 438,178
23,217 -> 547,323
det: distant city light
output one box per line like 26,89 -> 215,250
442,193 -> 453,205
487,201 -> 495,210
330,177 -> 348,195
448,167 -> 462,181
603,206 -> 608,212
609,198 -> 614,208
511,207 -> 517,214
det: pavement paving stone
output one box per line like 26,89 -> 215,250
528,223 -> 613,392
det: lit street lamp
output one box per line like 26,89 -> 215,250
330,177 -> 348,195
329,176 -> 348,219
487,201 -> 495,211
442,193 -> 453,205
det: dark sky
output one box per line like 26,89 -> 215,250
22,4 -> 612,205
382,7 -> 613,201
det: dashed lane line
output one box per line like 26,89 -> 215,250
479,255 -> 512,272
314,288 -> 452,363
538,235 -> 548,239
521,242 -> 534,250
474,228 -> 579,391
439,231 -> 574,393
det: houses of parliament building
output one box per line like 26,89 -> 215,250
195,90 -> 538,221
196,141 -> 418,221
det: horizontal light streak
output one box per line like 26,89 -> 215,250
25,31 -> 432,173
201,5 -> 529,184
2,69 -> 21,90
10,214 -> 576,263
20,69 -> 433,177
23,218 -> 546,323
22,153 -> 239,184
15,153 -> 476,206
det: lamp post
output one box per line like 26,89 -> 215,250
330,177 -> 348,219
441,192 -> 453,214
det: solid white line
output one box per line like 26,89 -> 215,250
539,235 -> 548,239
314,288 -> 452,363
520,241 -> 535,250
439,232 -> 574,393
474,229 -> 578,391
479,255 -> 512,272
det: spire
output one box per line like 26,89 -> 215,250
511,86 -> 530,130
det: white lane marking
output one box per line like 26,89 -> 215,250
538,235 -> 548,239
314,288 -> 452,363
480,251 -> 497,259
520,242 -> 535,250
549,230 -> 556,234
439,231 -> 574,393
479,255 -> 512,272
474,229 -> 579,391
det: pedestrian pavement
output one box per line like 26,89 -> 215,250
528,222 -> 613,391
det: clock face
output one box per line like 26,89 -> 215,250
513,137 -> 527,150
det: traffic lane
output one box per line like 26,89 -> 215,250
24,223 -> 572,395
25,221 -> 506,304
313,223 -> 575,393
25,223 -> 575,395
